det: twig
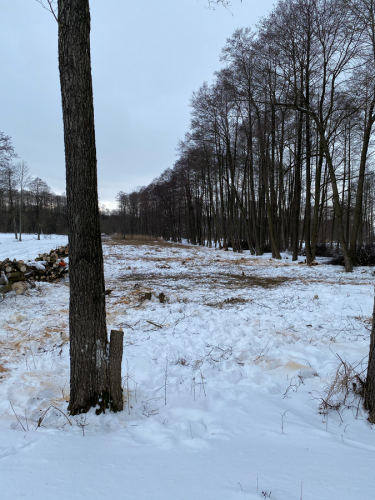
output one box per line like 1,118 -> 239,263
254,341 -> 270,362
283,376 -> 303,398
189,420 -> 193,439
281,410 -> 289,434
146,320 -> 162,328
24,409 -> 29,431
164,357 -> 168,405
9,400 -> 27,432
75,413 -> 89,436
37,405 -> 72,429
200,368 -> 206,396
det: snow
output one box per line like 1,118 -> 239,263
0,235 -> 374,499
0,233 -> 68,262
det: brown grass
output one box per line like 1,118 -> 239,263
116,272 -> 293,290
354,316 -> 372,325
0,363 -> 10,382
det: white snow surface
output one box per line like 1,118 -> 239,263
0,234 -> 374,499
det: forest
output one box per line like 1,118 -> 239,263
114,0 -> 375,273
0,132 -> 68,238
2,2 -> 375,273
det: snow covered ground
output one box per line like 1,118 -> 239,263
0,233 -> 374,499
0,233 -> 69,261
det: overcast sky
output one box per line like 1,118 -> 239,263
1,0 -> 275,209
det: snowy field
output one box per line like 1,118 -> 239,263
0,233 -> 374,499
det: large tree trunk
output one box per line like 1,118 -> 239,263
304,50 -> 312,264
58,0 -> 110,415
292,109 -> 303,261
311,138 -> 324,260
19,191 -> 23,242
349,99 -> 375,263
365,295 -> 375,423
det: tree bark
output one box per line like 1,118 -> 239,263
349,99 -> 375,262
292,109 -> 303,261
58,0 -> 110,415
365,295 -> 375,423
311,138 -> 324,260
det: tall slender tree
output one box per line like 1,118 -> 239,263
57,0 -> 110,415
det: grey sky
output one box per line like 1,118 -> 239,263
1,0 -> 275,209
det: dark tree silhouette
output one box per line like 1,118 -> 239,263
57,0 -> 110,415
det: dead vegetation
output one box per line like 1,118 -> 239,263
116,272 -> 294,291
205,296 -> 248,308
317,353 -> 367,417
354,316 -> 373,331
0,363 -> 9,379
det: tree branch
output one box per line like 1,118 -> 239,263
36,0 -> 58,23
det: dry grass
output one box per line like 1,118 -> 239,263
318,354 -> 366,415
0,363 -> 10,382
117,272 -> 293,288
354,316 -> 373,325
205,296 -> 248,308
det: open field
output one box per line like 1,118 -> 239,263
0,234 -> 374,499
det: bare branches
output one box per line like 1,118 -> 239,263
36,0 -> 58,23
0,132 -> 18,169
314,353 -> 367,417
207,0 -> 232,10
206,0 -> 243,12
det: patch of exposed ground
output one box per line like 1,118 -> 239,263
115,273 -> 294,290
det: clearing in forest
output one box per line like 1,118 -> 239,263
0,234 -> 374,500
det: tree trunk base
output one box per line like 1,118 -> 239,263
68,390 -> 112,416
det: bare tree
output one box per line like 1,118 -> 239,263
109,0 -> 375,265
14,161 -> 32,242
0,132 -> 17,168
29,177 -> 50,239
345,0 -> 375,263
0,164 -> 18,239
0,133 -> 19,238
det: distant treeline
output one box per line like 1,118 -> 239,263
113,0 -> 375,271
0,132 -> 68,238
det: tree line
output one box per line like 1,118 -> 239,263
115,0 -> 375,272
0,132 -> 68,239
